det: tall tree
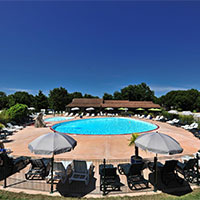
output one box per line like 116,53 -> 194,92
34,90 -> 49,111
0,92 -> 8,109
83,94 -> 99,98
158,89 -> 200,111
121,83 -> 155,101
48,87 -> 70,111
7,92 -> 35,107
103,93 -> 113,100
113,91 -> 123,100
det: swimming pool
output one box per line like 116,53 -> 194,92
44,117 -> 73,122
51,117 -> 158,135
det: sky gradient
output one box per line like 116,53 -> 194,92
0,1 -> 200,97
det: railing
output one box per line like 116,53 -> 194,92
0,155 -> 198,196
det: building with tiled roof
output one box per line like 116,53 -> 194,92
66,98 -> 160,110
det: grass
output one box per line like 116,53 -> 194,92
1,188 -> 200,200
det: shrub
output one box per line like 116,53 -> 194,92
0,122 -> 4,130
0,109 -> 10,125
179,115 -> 194,125
162,111 -> 179,120
6,104 -> 28,123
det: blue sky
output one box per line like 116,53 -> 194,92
0,1 -> 200,97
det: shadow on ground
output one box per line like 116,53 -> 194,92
56,176 -> 97,197
149,172 -> 193,196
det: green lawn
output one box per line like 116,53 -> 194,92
1,189 -> 200,200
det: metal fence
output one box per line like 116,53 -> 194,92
0,155 -> 198,197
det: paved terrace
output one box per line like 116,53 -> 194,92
4,116 -> 200,159
1,116 -> 200,197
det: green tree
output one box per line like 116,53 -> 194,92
7,92 -> 35,107
113,91 -> 123,100
48,87 -> 70,111
0,110 -> 10,125
6,104 -> 28,123
71,92 -> 83,99
103,93 -> 113,100
158,89 -> 200,111
83,94 -> 99,98
121,83 -> 155,101
34,90 -> 49,112
0,92 -> 8,109
7,94 -> 16,107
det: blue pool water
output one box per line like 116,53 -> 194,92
51,117 -> 157,135
44,117 -> 73,122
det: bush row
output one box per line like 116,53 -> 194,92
0,104 -> 29,126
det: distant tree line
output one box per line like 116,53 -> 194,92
103,83 -> 155,101
0,83 -> 200,112
0,87 -> 99,112
157,89 -> 200,112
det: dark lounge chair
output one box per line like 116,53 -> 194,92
0,152 -> 30,181
118,162 -> 149,190
25,158 -> 50,180
176,158 -> 197,183
148,160 -> 182,186
99,164 -> 123,194
160,160 -> 181,186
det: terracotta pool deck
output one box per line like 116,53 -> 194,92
4,116 -> 200,160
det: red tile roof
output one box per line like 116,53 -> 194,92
67,98 -> 103,108
67,98 -> 160,109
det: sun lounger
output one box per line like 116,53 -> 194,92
25,158 -> 50,180
181,122 -> 198,130
176,158 -> 197,183
7,123 -> 23,130
46,161 -> 67,183
117,162 -> 148,190
64,112 -> 69,116
0,153 -> 30,181
68,113 -> 74,117
68,160 -> 94,185
85,113 -> 90,117
74,113 -> 79,117
146,115 -> 152,119
99,164 -> 123,194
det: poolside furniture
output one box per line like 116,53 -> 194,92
139,115 -> 144,119
2,127 -> 16,134
117,162 -> 148,190
91,113 -> 95,117
64,112 -> 69,116
181,122 -> 198,130
148,160 -> 182,186
46,161 -> 67,183
146,115 -> 152,119
0,132 -> 7,140
176,158 -> 197,183
25,158 -> 50,180
68,160 -> 93,185
99,164 -> 123,194
153,116 -> 160,121
68,113 -> 74,117
80,112 -> 84,116
0,152 -> 30,181
74,113 -> 79,118
85,113 -> 90,117
7,123 -> 23,130
166,118 -> 179,125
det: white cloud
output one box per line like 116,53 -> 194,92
4,88 -> 35,93
150,86 -> 188,93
